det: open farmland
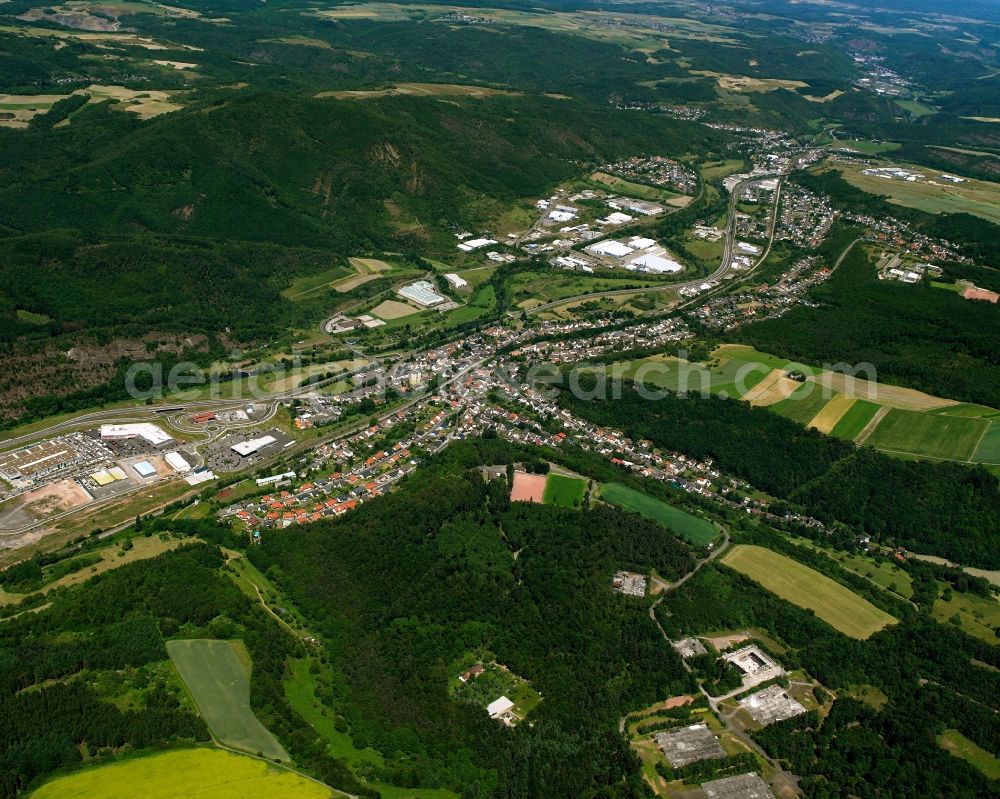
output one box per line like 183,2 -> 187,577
599,482 -> 717,546
543,473 -> 586,507
167,639 -> 289,761
28,748 -> 329,799
318,83 -> 520,100
865,408 -> 989,461
971,422 -> 1000,465
722,545 -> 897,639
808,393 -> 857,434
829,398 -> 882,440
822,162 -> 1000,224
769,383 -> 834,426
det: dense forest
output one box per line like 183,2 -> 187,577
251,438 -> 697,798
557,382 -> 1000,568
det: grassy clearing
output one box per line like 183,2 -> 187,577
938,729 -> 1000,780
28,748 -> 329,799
932,590 -> 1000,645
722,545 -> 897,639
865,407 -> 988,461
543,473 -> 586,508
827,139 -> 900,154
793,538 -> 914,599
281,265 -> 351,300
0,535 -> 187,606
318,82 -> 519,100
167,639 -> 288,760
599,482 -> 717,546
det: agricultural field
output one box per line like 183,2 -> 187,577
167,639 -> 289,761
0,93 -> 70,128
542,473 -> 587,508
318,83 -> 520,100
768,383 -> 834,426
721,545 -> 897,639
971,422 -> 1000,465
937,730 -> 1000,781
820,161 -> 1000,224
864,408 -> 989,461
829,399 -> 882,440
807,393 -> 857,434
28,748 -> 329,799
792,538 -> 914,599
599,482 -> 717,546
588,172 -> 684,203
826,139 -> 900,154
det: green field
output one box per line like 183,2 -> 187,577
721,545 -> 897,639
167,639 -> 289,761
280,265 -> 351,300
599,482 -> 717,546
865,407 -> 988,460
972,422 -> 1000,465
829,399 -> 882,440
793,538 -> 914,599
770,383 -> 834,426
543,473 -> 587,507
938,729 -> 1000,780
29,748 -> 329,799
827,139 -> 900,154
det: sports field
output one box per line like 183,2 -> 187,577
167,639 -> 289,761
543,473 -> 587,507
864,407 -> 989,460
599,482 -> 717,546
721,545 -> 897,639
29,748 -> 329,799
829,399 -> 882,440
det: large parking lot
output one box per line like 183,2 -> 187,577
202,429 -> 294,473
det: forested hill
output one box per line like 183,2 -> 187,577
250,438 -> 696,798
0,93 -> 720,253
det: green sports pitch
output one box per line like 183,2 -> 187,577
598,482 -> 717,546
722,545 -> 896,639
543,473 -> 587,507
167,639 -> 289,761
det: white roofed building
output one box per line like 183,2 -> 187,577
100,423 -> 173,447
587,240 -> 634,259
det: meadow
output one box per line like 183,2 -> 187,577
167,639 -> 289,761
937,730 -> 1000,781
721,545 -> 897,639
543,473 -> 587,507
599,482 -> 717,546
829,399 -> 881,440
28,749 -> 329,799
864,408 -> 989,461
932,589 -> 1000,645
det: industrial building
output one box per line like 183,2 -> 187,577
701,773 -> 775,799
132,460 -> 158,478
398,280 -> 446,307
587,239 -> 634,259
628,253 -> 684,274
99,423 -> 173,447
165,452 -> 192,473
738,684 -> 806,726
457,237 -> 498,252
444,273 -> 469,289
655,724 -> 726,768
232,435 -> 277,457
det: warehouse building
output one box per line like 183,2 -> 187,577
398,280 -> 446,307
232,435 -> 277,457
100,423 -> 173,447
